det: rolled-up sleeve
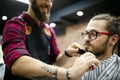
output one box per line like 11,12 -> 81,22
2,20 -> 31,69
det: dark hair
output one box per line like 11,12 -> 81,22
90,14 -> 120,56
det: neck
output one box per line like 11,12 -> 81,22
97,53 -> 112,61
27,8 -> 41,25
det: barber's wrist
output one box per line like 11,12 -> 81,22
66,69 -> 72,80
65,51 -> 72,57
57,68 -> 70,80
67,68 -> 77,80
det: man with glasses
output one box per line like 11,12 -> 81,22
2,0 -> 100,80
65,14 -> 120,80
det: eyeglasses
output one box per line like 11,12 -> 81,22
81,30 -> 112,40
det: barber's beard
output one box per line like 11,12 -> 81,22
32,0 -> 50,22
85,38 -> 110,57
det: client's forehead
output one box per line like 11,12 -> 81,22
85,20 -> 108,32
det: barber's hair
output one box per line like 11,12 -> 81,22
90,14 -> 120,56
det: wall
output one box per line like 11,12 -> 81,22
0,35 -> 4,64
56,22 -> 88,53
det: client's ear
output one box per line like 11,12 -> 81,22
110,34 -> 119,46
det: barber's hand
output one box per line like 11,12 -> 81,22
68,52 -> 100,80
65,42 -> 83,57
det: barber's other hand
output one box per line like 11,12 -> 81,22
65,42 -> 83,57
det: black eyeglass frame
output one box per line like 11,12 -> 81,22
81,30 -> 112,40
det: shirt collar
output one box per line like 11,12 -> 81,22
101,54 -> 117,63
20,12 -> 36,26
20,12 -> 50,29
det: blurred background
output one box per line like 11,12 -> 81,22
0,0 -> 120,52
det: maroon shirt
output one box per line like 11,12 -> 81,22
2,12 -> 60,69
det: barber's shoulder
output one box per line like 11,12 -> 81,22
5,17 -> 26,34
7,16 -> 25,27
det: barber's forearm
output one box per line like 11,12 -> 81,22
11,56 -> 69,80
54,53 -> 76,68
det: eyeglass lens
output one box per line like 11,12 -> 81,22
81,30 -> 98,40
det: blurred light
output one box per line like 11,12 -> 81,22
2,16 -> 7,21
16,0 -> 29,4
76,11 -> 84,16
50,23 -> 56,27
